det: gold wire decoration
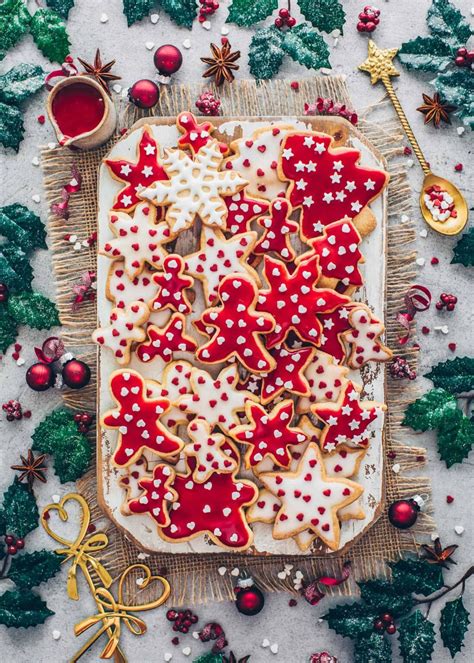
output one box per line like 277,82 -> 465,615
41,493 -> 170,662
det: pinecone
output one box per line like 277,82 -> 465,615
195,91 -> 221,116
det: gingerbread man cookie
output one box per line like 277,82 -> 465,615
253,198 -> 298,262
176,111 -> 228,155
184,419 -> 238,483
137,313 -> 197,363
106,262 -> 158,309
150,254 -> 194,314
92,301 -> 149,365
125,464 -> 178,527
260,343 -> 315,405
224,190 -> 270,235
102,369 -> 183,467
296,350 -> 350,414
343,306 -> 392,367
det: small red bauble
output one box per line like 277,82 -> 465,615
128,79 -> 160,109
26,362 -> 55,391
388,498 -> 420,529
234,578 -> 265,616
154,44 -> 183,76
62,359 -> 91,389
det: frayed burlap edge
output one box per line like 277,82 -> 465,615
41,78 -> 433,604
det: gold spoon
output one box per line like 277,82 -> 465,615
359,40 -> 468,236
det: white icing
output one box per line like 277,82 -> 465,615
92,301 -> 149,365
184,419 -> 237,482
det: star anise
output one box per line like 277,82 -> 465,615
201,40 -> 240,86
77,49 -> 121,96
416,92 -> 456,127
222,653 -> 251,663
421,537 -> 458,568
11,449 -> 47,492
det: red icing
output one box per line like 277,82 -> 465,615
127,464 -> 177,527
317,303 -> 360,363
224,190 -> 270,234
253,198 -> 298,262
150,254 -> 194,314
261,343 -> 314,404
137,313 -> 197,363
52,82 -> 105,139
176,111 -> 228,155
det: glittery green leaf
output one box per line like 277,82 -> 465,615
226,0 -> 278,26
159,0 -> 198,28
8,550 -> 62,589
0,304 -> 18,353
354,632 -> 392,663
249,26 -> 285,81
298,0 -> 346,34
7,291 -> 60,330
1,203 -> 47,250
192,654 -> 223,663
122,0 -> 154,26
358,580 -> 414,617
402,388 -> 456,431
398,35 -> 454,72
389,558 -> 444,596
1,480 -> 39,539
32,408 -> 74,454
398,611 -> 435,663
45,0 -> 75,20
282,23 -> 331,71
1,243 -> 34,291
437,408 -> 474,467
452,227 -> 474,267
427,0 -> 472,48
0,0 -> 32,61
0,212 -> 35,253
440,597 -> 470,658
434,68 -> 474,128
30,8 -> 71,63
322,602 -> 377,638
0,589 -> 54,628
0,248 -> 25,293
0,64 -> 45,105
0,101 -> 24,152
425,356 -> 474,394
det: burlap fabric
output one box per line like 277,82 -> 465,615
41,78 -> 434,604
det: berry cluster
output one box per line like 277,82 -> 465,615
389,356 -> 417,381
195,90 -> 221,116
5,534 -> 25,556
2,399 -> 31,421
73,411 -> 93,433
305,97 -> 358,125
0,282 -> 8,303
275,8 -> 296,29
373,612 -> 396,635
454,47 -> 474,68
357,5 -> 380,33
436,293 -> 457,312
198,622 -> 227,654
198,0 -> 219,23
166,608 -> 199,633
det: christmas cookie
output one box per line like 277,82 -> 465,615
102,369 -> 183,467
312,381 -> 386,452
137,313 -> 197,363
119,456 -> 151,506
146,360 -> 194,433
253,198 -> 298,262
184,419 -> 238,483
196,274 -> 276,373
231,399 -> 307,471
224,190 -> 270,234
106,262 -> 159,309
296,351 -> 350,414
100,202 -> 173,279
139,141 -> 247,234
184,226 -> 259,306
176,111 -> 228,156
176,364 -> 259,436
125,464 -> 178,527
105,125 -> 167,212
317,302 -> 361,363
257,255 -> 350,349
278,131 -> 389,241
92,301 -> 149,365
260,344 -> 315,405
259,442 -> 363,550
343,306 -> 392,367
149,254 -> 194,314
247,488 -> 281,524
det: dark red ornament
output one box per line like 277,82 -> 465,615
62,359 -> 91,389
128,79 -> 160,109
388,498 -> 420,529
154,44 -> 183,76
26,362 -> 55,392
234,575 -> 265,616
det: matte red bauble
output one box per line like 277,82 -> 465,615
26,362 -> 55,391
235,585 -> 265,616
388,498 -> 419,529
154,44 -> 183,76
62,359 -> 91,389
128,79 -> 160,109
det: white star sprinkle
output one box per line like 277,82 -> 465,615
120,164 -> 132,176
333,160 -> 344,171
144,144 -> 156,155
282,148 -> 294,160
364,179 -> 376,190
303,196 -> 314,207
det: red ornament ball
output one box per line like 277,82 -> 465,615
26,362 -> 55,392
62,359 -> 91,390
154,44 -> 183,76
388,498 -> 419,529
235,585 -> 265,616
0,282 -> 9,303
128,79 -> 160,109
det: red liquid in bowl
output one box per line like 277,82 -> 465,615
52,82 -> 106,140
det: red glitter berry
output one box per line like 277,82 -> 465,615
454,163 -> 463,172
421,326 -> 430,335
448,342 -> 457,352
431,257 -> 439,265
289,598 -> 298,606
37,115 -> 45,124
290,81 -> 299,91
403,146 -> 412,155
446,495 -> 454,503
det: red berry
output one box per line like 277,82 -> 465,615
386,624 -> 397,635
167,609 -> 178,621
287,16 -> 296,27
381,613 -> 393,624
454,163 -> 463,172
289,598 -> 298,607
5,535 -> 14,545
374,619 -> 385,632
37,115 -> 45,124
279,8 -> 290,18
467,50 -> 474,61
436,301 -> 444,310
387,451 -> 397,460
455,56 -> 466,66
16,538 -> 24,549
421,326 -> 430,335
457,47 -> 468,57
190,614 -> 198,623
357,21 -> 367,32
446,303 -> 455,311
431,257 -> 439,265
7,545 -> 17,555
181,626 -> 189,634
448,342 -> 457,352
446,495 -> 454,503
171,637 -> 179,645
274,17 -> 284,28
365,21 -> 376,31
290,81 -> 299,90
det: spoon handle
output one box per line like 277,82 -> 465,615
382,76 -> 431,176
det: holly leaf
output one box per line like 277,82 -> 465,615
398,611 -> 436,663
45,0 -> 75,20
249,26 -> 285,81
282,23 -> 331,70
322,602 -> 377,638
0,64 -> 45,105
297,0 -> 346,34
0,211 -> 35,253
434,68 -> 474,128
389,558 -> 444,596
440,596 -> 470,658
427,0 -> 472,48
122,0 -> 154,26
1,243 -> 34,291
51,432 -> 91,483
403,388 -> 456,431
1,203 -> 46,250
452,227 -> 474,267
159,0 -> 197,28
437,407 -> 474,467
193,654 -> 224,663
358,580 -> 414,617
227,0 -> 278,26
398,35 -> 455,72
0,509 -> 6,536
1,479 -> 39,538
30,8 -> 71,63
354,632 -> 392,663
0,303 -> 18,353
0,589 -> 53,628
7,291 -> 60,330
8,550 -> 62,589
32,408 -> 74,454
425,357 -> 474,395
0,101 -> 24,151
0,0 -> 32,61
